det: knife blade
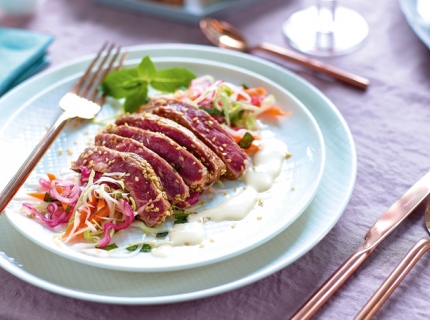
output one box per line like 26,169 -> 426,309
290,171 -> 430,320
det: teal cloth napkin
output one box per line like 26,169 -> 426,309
0,27 -> 54,95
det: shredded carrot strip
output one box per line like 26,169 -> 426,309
88,204 -> 110,224
259,106 -> 291,117
62,209 -> 89,240
62,192 -> 98,239
244,87 -> 266,96
47,173 -> 57,181
27,192 -> 46,201
243,143 -> 259,155
75,199 -> 109,235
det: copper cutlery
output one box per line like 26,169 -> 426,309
291,171 -> 430,319
199,18 -> 370,90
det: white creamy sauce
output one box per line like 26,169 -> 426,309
243,139 -> 289,192
151,243 -> 173,258
189,138 -> 288,222
169,222 -> 205,245
188,187 -> 259,222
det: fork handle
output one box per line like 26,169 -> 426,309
0,112 -> 70,214
355,238 -> 430,320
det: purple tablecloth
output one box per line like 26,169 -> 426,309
1,0 -> 430,319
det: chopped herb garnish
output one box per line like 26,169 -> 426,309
156,231 -> 169,238
43,192 -> 58,203
115,193 -> 123,199
172,164 -> 182,172
103,243 -> 118,251
241,83 -> 249,89
174,213 -> 189,224
65,205 -> 71,213
199,107 -> 223,116
101,56 -> 196,114
126,245 -> 138,251
238,132 -> 255,149
141,244 -> 152,252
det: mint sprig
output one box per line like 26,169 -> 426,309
101,56 -> 196,113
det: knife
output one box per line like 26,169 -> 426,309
290,171 -> 430,320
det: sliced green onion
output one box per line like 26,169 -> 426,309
199,107 -> 223,116
83,229 -> 92,241
43,192 -> 57,203
174,213 -> 189,224
172,164 -> 182,172
103,243 -> 118,251
238,132 -> 255,149
156,231 -> 169,238
141,244 -> 152,252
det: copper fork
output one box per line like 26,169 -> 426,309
0,43 -> 128,213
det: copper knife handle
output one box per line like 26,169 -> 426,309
290,246 -> 374,320
253,42 -> 370,90
355,238 -> 430,320
0,112 -> 70,213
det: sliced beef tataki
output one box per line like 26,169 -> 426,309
116,112 -> 226,184
104,124 -> 209,192
150,99 -> 248,180
94,133 -> 189,204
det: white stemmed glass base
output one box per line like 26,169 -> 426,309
283,6 -> 369,57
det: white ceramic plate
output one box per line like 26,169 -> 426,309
1,56 -> 325,272
0,44 -> 356,303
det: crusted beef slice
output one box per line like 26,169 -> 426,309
104,124 -> 209,192
71,146 -> 171,227
116,112 -> 226,184
94,133 -> 190,204
151,99 -> 248,179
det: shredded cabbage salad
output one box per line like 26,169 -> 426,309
171,75 -> 283,130
22,170 -> 170,252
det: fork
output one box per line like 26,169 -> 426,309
0,43 -> 128,214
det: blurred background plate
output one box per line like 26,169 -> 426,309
399,0 -> 430,49
93,0 -> 263,25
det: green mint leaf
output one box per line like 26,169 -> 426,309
101,69 -> 141,99
137,56 -> 157,80
123,85 -> 148,114
151,68 -> 196,92
101,56 -> 196,114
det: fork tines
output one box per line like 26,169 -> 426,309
71,43 -> 128,105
